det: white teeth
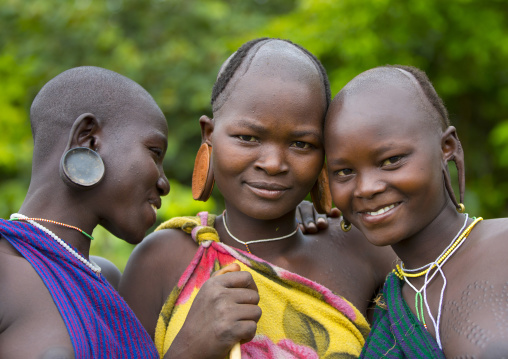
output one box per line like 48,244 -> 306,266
151,204 -> 157,215
367,204 -> 395,216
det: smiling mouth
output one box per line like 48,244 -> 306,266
365,204 -> 396,216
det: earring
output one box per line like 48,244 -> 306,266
60,147 -> 105,188
340,218 -> 351,232
457,203 -> 465,213
192,143 -> 214,201
310,163 -> 332,214
443,156 -> 466,213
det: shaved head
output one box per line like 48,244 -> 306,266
333,65 -> 449,131
30,66 -> 162,161
211,38 -> 330,115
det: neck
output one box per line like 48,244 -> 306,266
391,204 -> 470,270
217,204 -> 299,254
18,200 -> 95,260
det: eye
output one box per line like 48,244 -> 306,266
336,168 -> 354,176
382,155 -> 402,166
237,135 -> 257,142
291,141 -> 311,149
150,147 -> 163,159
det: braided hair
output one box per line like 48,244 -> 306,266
211,38 -> 331,114
388,65 -> 450,129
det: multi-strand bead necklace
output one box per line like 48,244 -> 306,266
393,214 -> 483,349
10,213 -> 101,275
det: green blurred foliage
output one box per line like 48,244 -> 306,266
256,0 -> 508,217
2,0 -> 508,270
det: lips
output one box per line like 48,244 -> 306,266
246,181 -> 289,200
148,199 -> 161,218
357,202 -> 400,224
365,204 -> 395,216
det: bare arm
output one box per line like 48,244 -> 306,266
90,255 -> 121,290
118,229 -> 192,338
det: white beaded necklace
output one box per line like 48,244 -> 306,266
10,213 -> 101,275
401,213 -> 469,349
223,211 -> 299,254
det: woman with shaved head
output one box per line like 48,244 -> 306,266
325,65 -> 508,358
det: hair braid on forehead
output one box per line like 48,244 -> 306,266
388,64 -> 450,129
211,37 -> 331,113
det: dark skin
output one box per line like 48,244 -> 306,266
119,42 -> 395,359
0,82 -> 170,358
325,69 -> 508,358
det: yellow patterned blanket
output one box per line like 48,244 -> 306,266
155,212 -> 370,358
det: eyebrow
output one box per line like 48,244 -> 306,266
147,131 -> 168,149
235,119 -> 322,140
327,144 -> 403,166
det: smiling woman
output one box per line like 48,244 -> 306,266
325,65 -> 508,358
0,66 -> 166,358
119,38 -> 395,359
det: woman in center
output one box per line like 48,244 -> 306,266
120,38 -> 393,359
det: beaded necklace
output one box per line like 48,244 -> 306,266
10,213 -> 101,275
222,211 -> 299,254
393,214 -> 483,349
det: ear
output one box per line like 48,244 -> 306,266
441,126 -> 465,206
63,113 -> 101,152
199,115 -> 214,145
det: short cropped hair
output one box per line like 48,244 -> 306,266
30,66 -> 160,160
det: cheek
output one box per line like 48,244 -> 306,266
212,144 -> 252,187
329,181 -> 352,213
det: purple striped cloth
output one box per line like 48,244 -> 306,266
0,219 -> 158,359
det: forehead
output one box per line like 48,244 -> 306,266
217,70 -> 325,131
114,96 -> 168,139
326,82 -> 436,142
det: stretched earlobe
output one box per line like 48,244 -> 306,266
442,126 -> 465,211
310,163 -> 332,214
60,147 -> 105,188
59,113 -> 105,189
192,143 -> 214,201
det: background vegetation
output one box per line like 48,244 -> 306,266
2,0 -> 507,270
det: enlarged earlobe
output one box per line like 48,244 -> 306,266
193,115 -> 215,201
192,143 -> 214,201
310,163 -> 332,214
59,113 -> 105,189
442,126 -> 465,210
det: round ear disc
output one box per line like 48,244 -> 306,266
192,143 -> 214,201
60,147 -> 105,188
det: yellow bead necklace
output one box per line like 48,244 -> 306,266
393,216 -> 483,280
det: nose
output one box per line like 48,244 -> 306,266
157,170 -> 170,196
255,145 -> 289,175
353,171 -> 386,199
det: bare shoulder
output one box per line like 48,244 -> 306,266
327,217 -> 397,276
466,218 -> 508,264
90,255 -> 122,290
118,227 -> 199,338
477,217 -> 508,242
300,218 -> 395,316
